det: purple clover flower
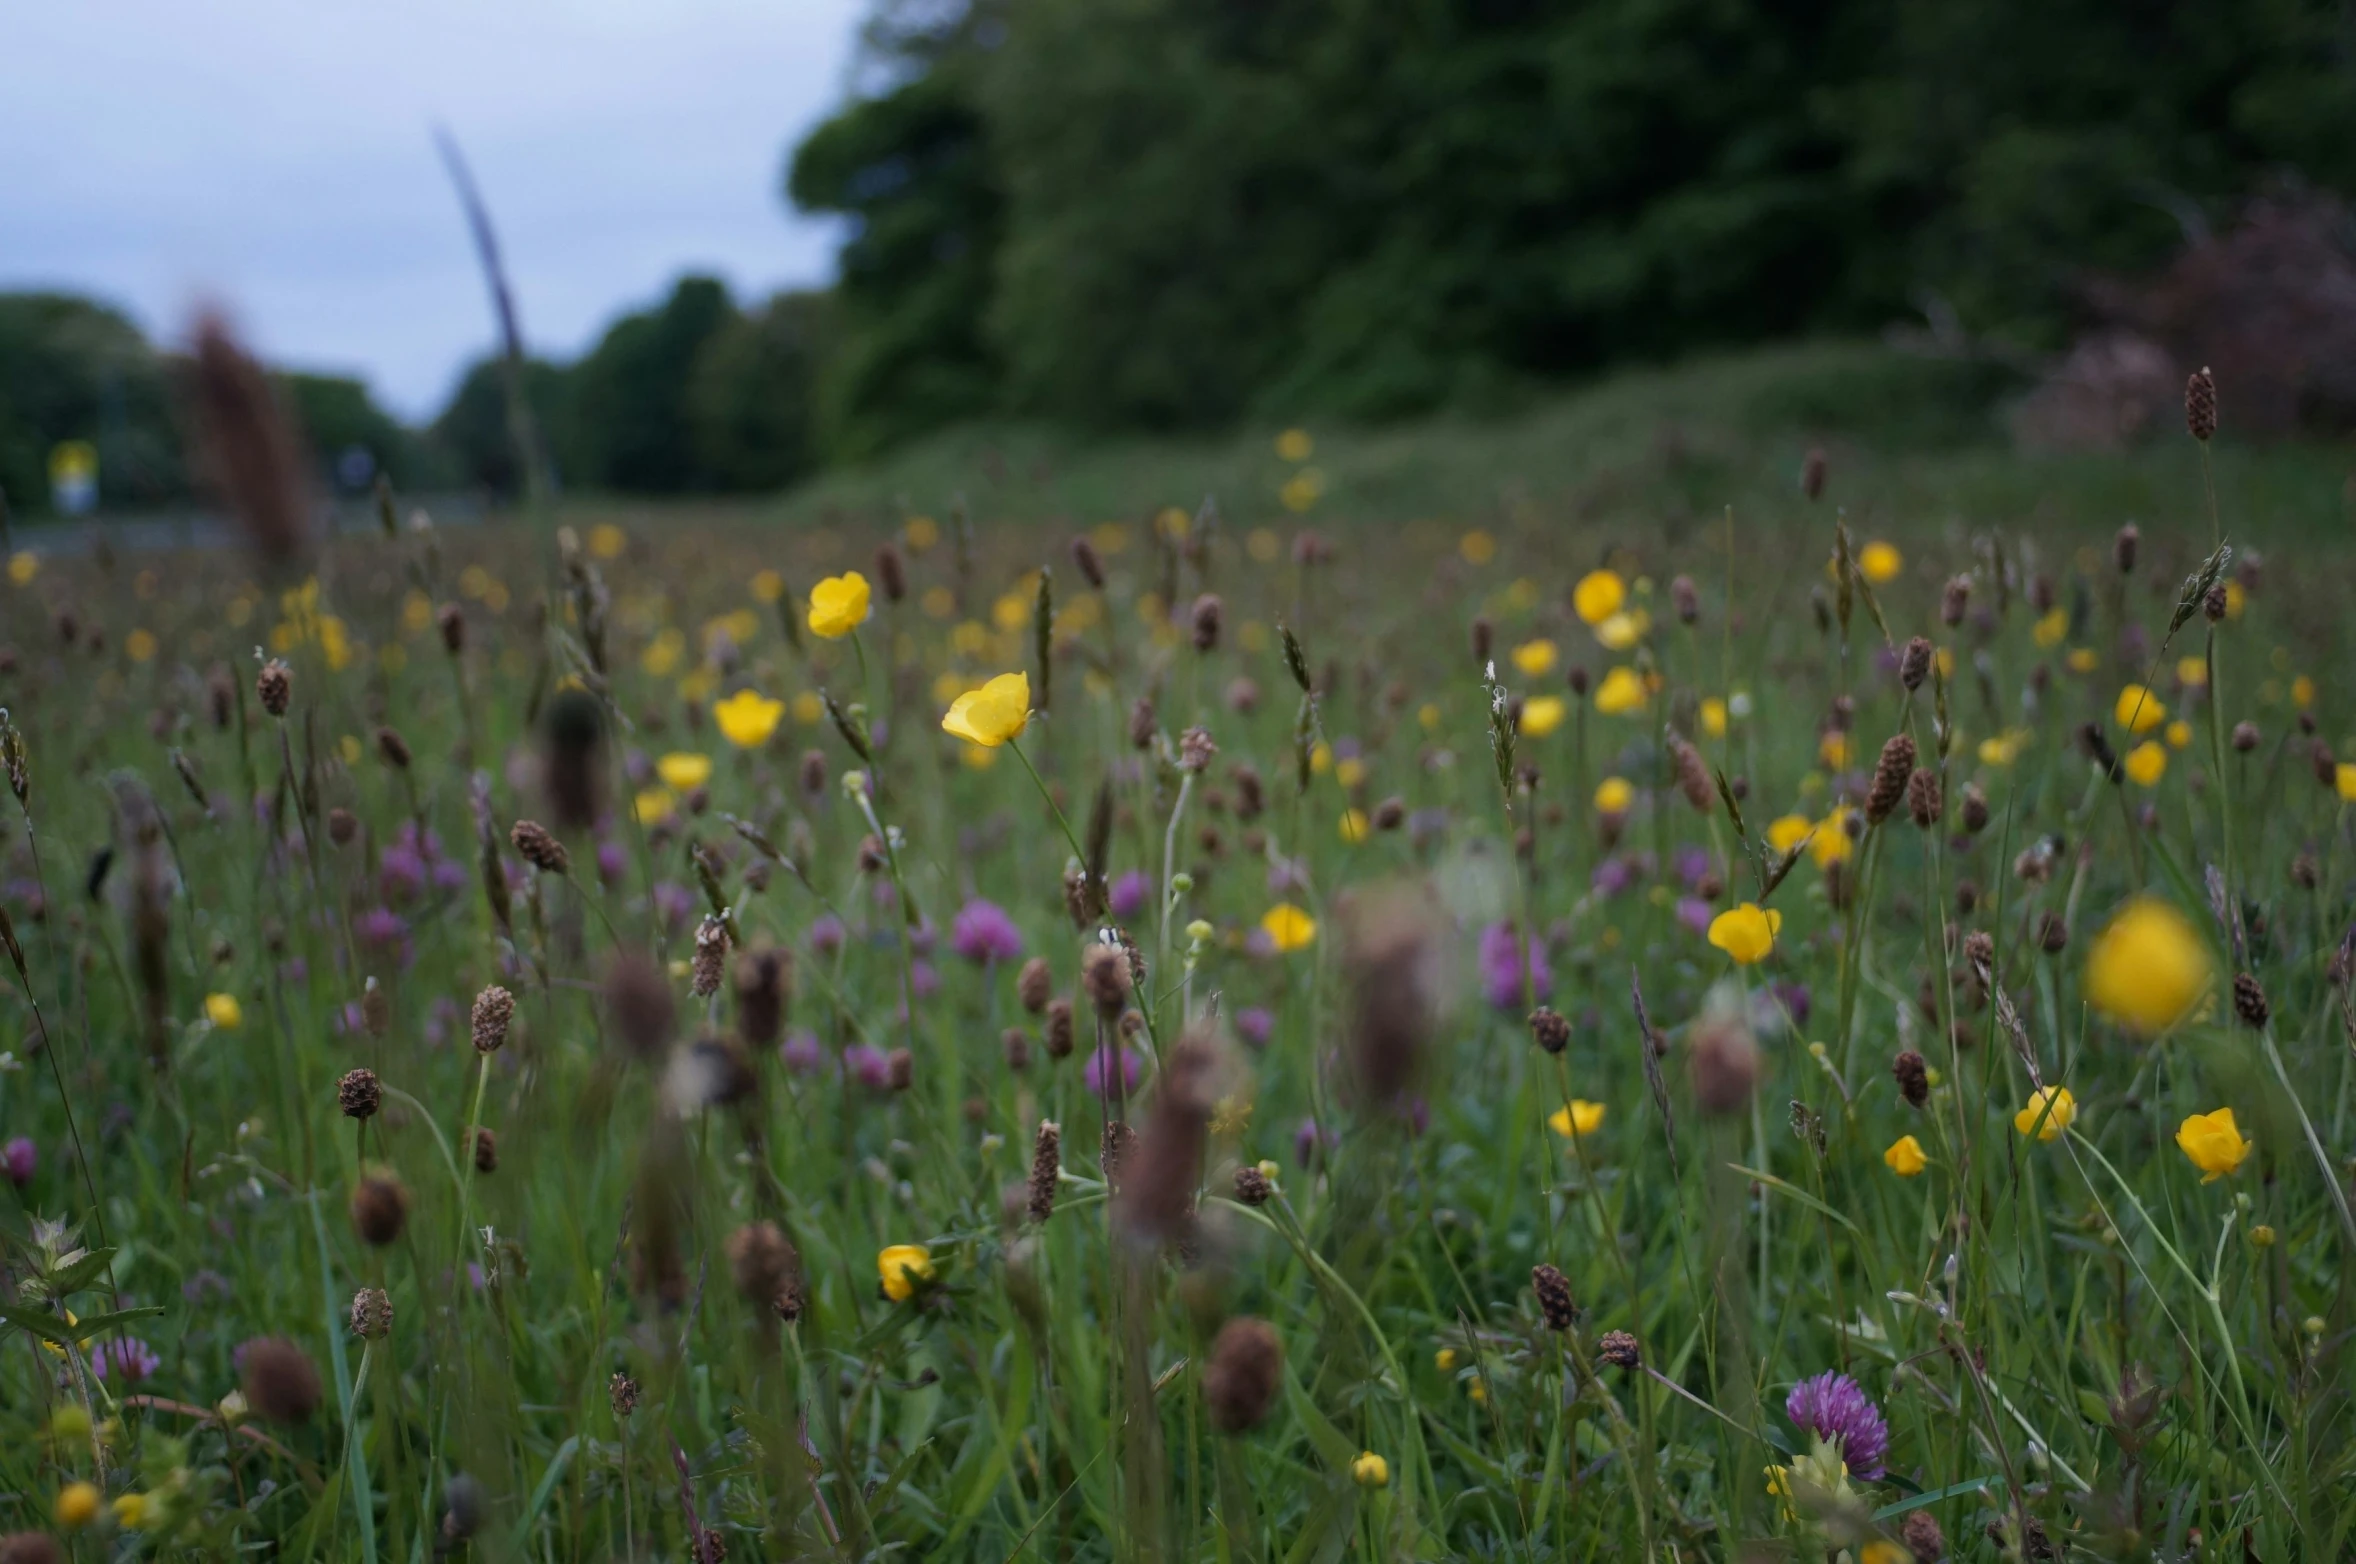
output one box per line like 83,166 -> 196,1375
1294,1118 -> 1337,1167
951,899 -> 1024,965
779,1030 -> 826,1075
1234,1006 -> 1274,1049
845,1045 -> 893,1092
1786,1371 -> 1889,1479
4,1136 -> 34,1187
1478,923 -> 1551,1009
1109,870 -> 1150,920
807,915 -> 846,957
1084,1045 -> 1143,1098
92,1337 -> 161,1383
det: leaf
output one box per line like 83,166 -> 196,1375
1727,1164 -> 1862,1236
47,1246 -> 119,1297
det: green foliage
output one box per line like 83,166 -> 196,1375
0,293 -> 185,513
686,290 -> 836,491
428,354 -> 573,499
564,276 -> 737,494
787,51 -> 1003,460
279,371 -> 450,493
789,0 -> 2356,442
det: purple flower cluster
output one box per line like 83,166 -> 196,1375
1478,923 -> 1551,1009
1109,871 -> 1151,920
1084,1044 -> 1142,1098
1786,1371 -> 1889,1479
951,899 -> 1024,965
92,1337 -> 161,1383
4,1136 -> 34,1187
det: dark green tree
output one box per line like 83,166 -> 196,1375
687,290 -> 834,491
564,275 -> 738,493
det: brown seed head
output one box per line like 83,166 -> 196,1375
437,602 -> 465,654
375,726 -> 411,770
1669,574 -> 1699,625
1128,695 -> 1156,750
470,1126 -> 498,1173
2231,720 -> 2259,753
726,1221 -> 801,1314
1016,956 -> 1053,1014
350,1173 -> 410,1246
1959,782 -> 1989,833
511,820 -> 568,875
733,945 -> 790,1048
1043,996 -> 1076,1058
361,977 -> 390,1037
1081,942 -> 1131,1016
2203,582 -> 2228,623
1899,636 -> 1933,691
1668,736 -> 1713,813
187,312 -> 313,568
608,1372 -> 640,1417
1232,764 -> 1265,819
2113,523 -> 2140,575
1100,1119 -> 1136,1186
691,916 -> 730,999
606,950 -> 676,1061
1687,1001 -> 1760,1115
1001,1025 -> 1031,1070
2036,911 -> 2070,953
1027,1120 -> 1061,1222
1470,616 -> 1493,664
1907,767 -> 1943,828
1941,575 -> 1970,627
337,1067 -> 381,1120
350,1286 -> 393,1339
1070,534 -> 1106,590
1866,733 -> 1917,824
886,1047 -> 914,1091
1899,1508 -> 1945,1563
256,659 -> 292,718
1597,1329 -> 1641,1369
471,984 -> 515,1054
1191,593 -> 1223,652
1801,446 -> 1827,500
0,1532 -> 63,1564
1179,725 -> 1217,772
873,542 -> 906,603
327,807 -> 357,845
239,1336 -> 323,1425
1531,1263 -> 1578,1330
2233,972 -> 2270,1029
1203,1316 -> 1283,1434
1233,1164 -> 1273,1206
1893,1049 -> 1929,1109
2186,366 -> 2217,442
1529,1006 -> 1571,1054
1115,1034 -> 1219,1245
1372,795 -> 1406,831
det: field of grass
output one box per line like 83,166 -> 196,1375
5,344 -> 2356,1562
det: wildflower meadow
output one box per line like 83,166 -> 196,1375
6,368 -> 2356,1564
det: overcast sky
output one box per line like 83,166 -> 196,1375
1,0 -> 865,418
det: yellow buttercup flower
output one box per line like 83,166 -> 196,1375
2014,1084 -> 2078,1142
205,992 -> 243,1030
1261,904 -> 1317,953
1883,1135 -> 1927,1177
1766,814 -> 1812,854
114,1493 -> 150,1529
1276,428 -> 1313,462
2164,719 -> 2192,749
1818,731 -> 1853,770
1594,777 -> 1634,814
2124,740 -> 2166,787
1459,529 -> 1497,565
657,752 -> 713,791
2114,684 -> 2166,734
878,1244 -> 935,1302
2336,763 -> 2356,803
1338,808 -> 1370,844
587,522 -> 627,560
2065,647 -> 2100,674
1978,729 -> 2030,767
2292,673 -> 2316,708
1572,569 -> 1626,625
2176,1107 -> 2251,1182
1699,697 -> 1728,738
1334,756 -> 1368,789
1593,666 -> 1646,715
1511,639 -> 1557,677
1857,540 -> 1901,583
57,1480 -> 101,1528
1434,1347 -> 1459,1371
1351,1451 -> 1390,1488
2083,896 -> 2213,1036
633,787 -> 677,825
1809,810 -> 1856,869
2177,654 -> 2208,687
941,671 -> 1032,748
713,690 -> 785,749
1550,1100 -> 1605,1138
2032,607 -> 2068,648
1520,694 -> 1566,738
1592,609 -> 1646,650
807,572 -> 872,639
6,551 -> 37,587
1707,903 -> 1781,965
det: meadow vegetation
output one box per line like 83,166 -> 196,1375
3,355 -> 2356,1563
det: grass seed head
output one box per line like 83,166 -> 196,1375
2187,366 -> 2217,441
350,1173 -> 409,1246
350,1287 -> 393,1339
1204,1316 -> 1283,1434
471,984 -> 515,1053
337,1067 -> 381,1120
1531,1263 -> 1578,1330
1598,1329 -> 1641,1369
1027,1121 -> 1061,1222
255,659 -> 291,718
1892,1050 -> 1929,1109
239,1337 -> 323,1425
1865,733 -> 1916,824
511,820 -> 567,875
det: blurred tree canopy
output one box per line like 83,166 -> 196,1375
786,0 -> 2356,447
